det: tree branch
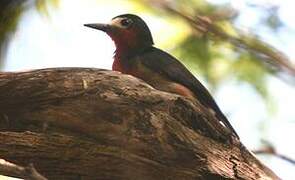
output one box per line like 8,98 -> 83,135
253,141 -> 295,166
0,158 -> 47,180
0,68 -> 280,179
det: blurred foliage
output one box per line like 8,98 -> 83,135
0,0 -> 58,66
0,0 -> 26,66
35,0 -> 59,17
232,52 -> 269,98
248,3 -> 283,31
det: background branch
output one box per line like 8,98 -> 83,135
145,0 -> 295,79
253,140 -> 295,166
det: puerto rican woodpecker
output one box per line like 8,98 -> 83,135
84,14 -> 239,139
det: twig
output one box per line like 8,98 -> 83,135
0,159 -> 47,180
253,145 -> 295,166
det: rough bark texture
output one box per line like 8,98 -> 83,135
0,68 -> 279,180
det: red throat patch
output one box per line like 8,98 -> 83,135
110,28 -> 138,53
111,28 -> 139,72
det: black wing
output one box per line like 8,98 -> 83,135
140,47 -> 239,138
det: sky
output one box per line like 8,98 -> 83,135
3,0 -> 295,179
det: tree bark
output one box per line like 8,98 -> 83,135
0,68 -> 279,179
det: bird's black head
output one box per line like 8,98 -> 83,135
85,14 -> 154,57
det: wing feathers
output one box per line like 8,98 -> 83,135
139,47 -> 239,138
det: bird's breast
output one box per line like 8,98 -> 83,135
112,58 -> 124,72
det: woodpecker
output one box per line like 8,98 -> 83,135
85,14 -> 239,139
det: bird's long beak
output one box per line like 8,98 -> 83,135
84,23 -> 111,32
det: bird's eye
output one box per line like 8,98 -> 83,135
120,18 -> 133,28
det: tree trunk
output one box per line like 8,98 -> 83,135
0,68 -> 279,179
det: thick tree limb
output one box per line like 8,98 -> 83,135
0,68 -> 279,179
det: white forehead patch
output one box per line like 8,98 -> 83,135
110,17 -> 126,28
